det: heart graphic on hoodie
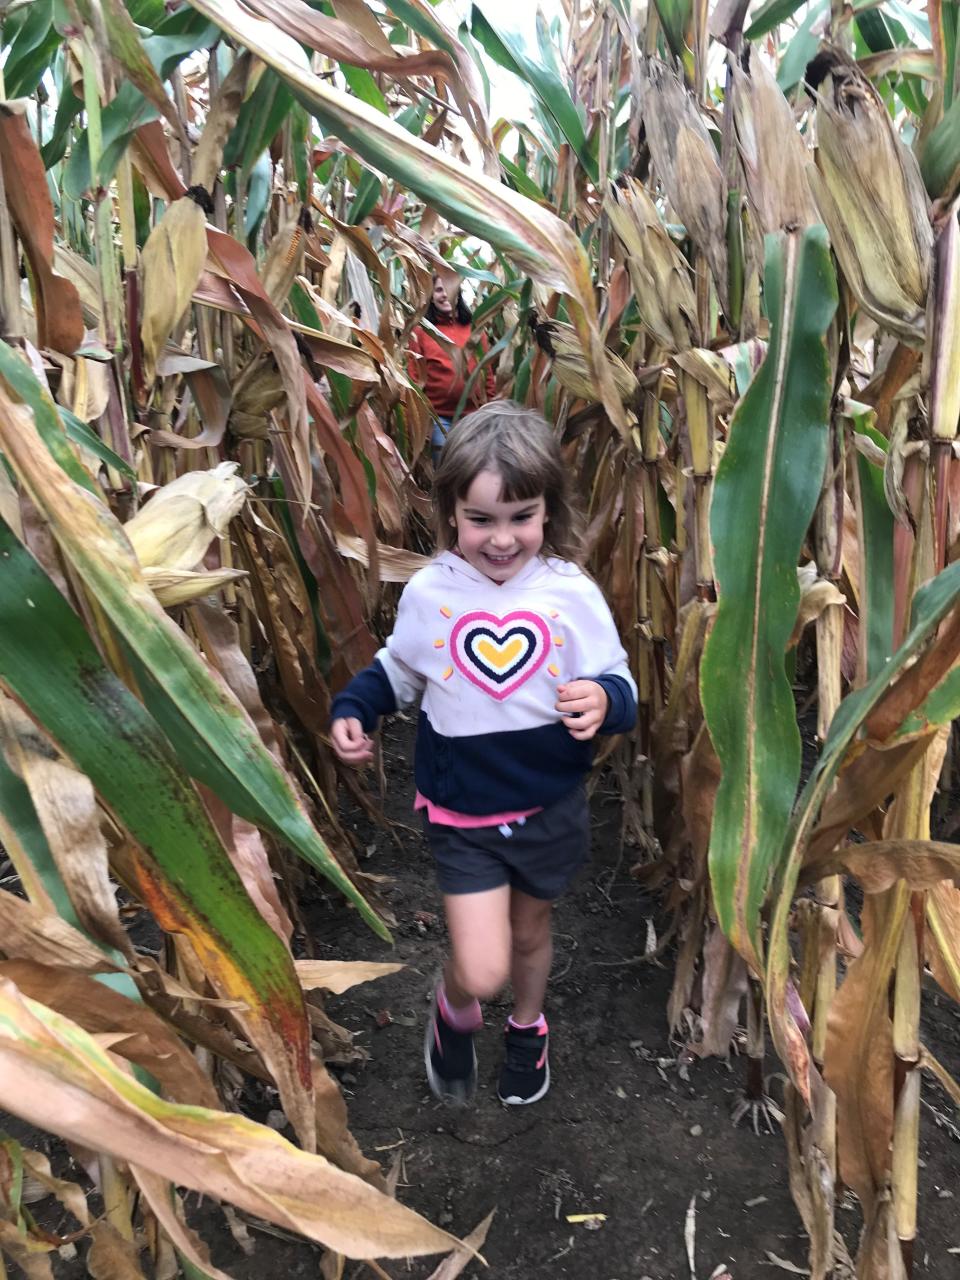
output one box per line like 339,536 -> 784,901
449,610 -> 551,700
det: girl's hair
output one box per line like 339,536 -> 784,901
425,276 -> 472,326
433,401 -> 584,563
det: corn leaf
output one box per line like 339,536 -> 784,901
0,978 -> 461,1261
0,371 -> 387,944
701,226 -> 838,972
0,514 -> 315,1146
767,556 -> 960,1104
852,418 -> 896,679
469,5 -> 596,181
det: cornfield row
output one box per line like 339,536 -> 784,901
1,0 -> 960,1276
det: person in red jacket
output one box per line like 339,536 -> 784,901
408,275 -> 496,462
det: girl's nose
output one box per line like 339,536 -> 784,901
490,527 -> 514,548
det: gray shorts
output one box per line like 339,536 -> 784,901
422,786 -> 589,901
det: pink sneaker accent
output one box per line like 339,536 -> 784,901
437,983 -> 483,1033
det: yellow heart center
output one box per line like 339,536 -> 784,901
476,636 -> 524,670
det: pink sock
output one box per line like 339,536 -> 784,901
508,1013 -> 547,1032
437,983 -> 482,1032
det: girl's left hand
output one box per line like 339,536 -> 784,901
555,680 -> 609,740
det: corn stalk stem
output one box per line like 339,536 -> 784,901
745,975 -> 765,1099
98,1153 -> 134,1242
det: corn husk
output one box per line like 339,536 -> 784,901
806,49 -> 933,345
528,312 -> 639,408
139,191 -> 210,384
730,52 -> 817,237
124,462 -> 249,571
605,179 -> 700,352
640,59 -> 728,312
143,566 -> 248,606
673,347 -> 737,414
231,358 -> 286,440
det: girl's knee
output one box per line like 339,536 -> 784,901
452,956 -> 509,1002
511,907 -> 553,957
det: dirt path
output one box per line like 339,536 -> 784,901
288,719 -> 960,1280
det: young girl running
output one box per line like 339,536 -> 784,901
330,401 -> 636,1106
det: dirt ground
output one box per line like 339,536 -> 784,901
14,715 -> 960,1278
294,717 -> 960,1280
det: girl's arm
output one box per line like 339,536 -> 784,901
330,585 -> 429,736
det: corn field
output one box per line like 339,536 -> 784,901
1,0 -> 960,1275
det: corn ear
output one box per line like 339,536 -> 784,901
806,49 -> 933,345
528,312 -> 639,409
640,60 -> 728,313
143,566 -> 248,607
730,52 -> 817,237
124,462 -> 249,571
673,348 -> 737,415
139,189 -> 212,386
605,179 -> 700,351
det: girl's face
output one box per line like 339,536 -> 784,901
452,469 -> 547,583
432,276 -> 455,316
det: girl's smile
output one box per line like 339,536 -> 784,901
452,469 -> 547,583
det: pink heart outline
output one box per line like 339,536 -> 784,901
449,609 -> 551,700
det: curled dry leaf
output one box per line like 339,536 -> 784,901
296,960 -> 404,995
0,977 -> 462,1261
0,101 -> 84,353
0,695 -> 130,957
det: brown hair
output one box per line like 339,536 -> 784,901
433,400 -> 584,562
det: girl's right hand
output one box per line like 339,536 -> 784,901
330,717 -> 374,765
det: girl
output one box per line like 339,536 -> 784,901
407,275 -> 496,463
330,401 -> 636,1106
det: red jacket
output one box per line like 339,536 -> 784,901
407,320 -> 496,418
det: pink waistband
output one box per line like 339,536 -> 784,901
414,791 -> 542,829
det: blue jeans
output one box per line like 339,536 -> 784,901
431,416 -> 453,466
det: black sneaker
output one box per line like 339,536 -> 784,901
424,997 -> 477,1105
497,1020 -> 550,1105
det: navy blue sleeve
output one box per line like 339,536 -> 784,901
330,659 -> 398,733
595,674 -> 637,734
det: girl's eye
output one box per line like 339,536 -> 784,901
513,514 -> 532,523
470,516 -> 490,525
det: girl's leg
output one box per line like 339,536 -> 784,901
442,886 -> 512,1006
508,889 -> 554,1024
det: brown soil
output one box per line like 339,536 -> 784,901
15,717 -> 960,1278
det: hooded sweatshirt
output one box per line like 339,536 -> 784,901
407,321 -> 496,418
330,552 -> 637,815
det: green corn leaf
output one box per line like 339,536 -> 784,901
469,4 -> 597,182
3,0 -> 59,98
701,226 -> 838,972
850,416 -> 895,679
0,343 -> 97,493
60,408 -> 138,481
921,91 -> 960,202
767,556 -> 960,1103
745,0 -> 808,40
777,0 -> 829,94
0,516 -> 315,1141
341,63 -> 390,114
